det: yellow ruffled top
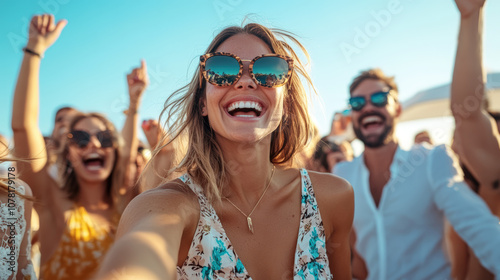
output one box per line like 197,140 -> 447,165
41,205 -> 115,280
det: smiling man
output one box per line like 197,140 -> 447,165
333,68 -> 500,280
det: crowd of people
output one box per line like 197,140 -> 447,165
1,0 -> 499,279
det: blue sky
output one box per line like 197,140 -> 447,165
1,0 -> 499,147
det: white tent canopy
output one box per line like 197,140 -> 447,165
400,72 -> 500,122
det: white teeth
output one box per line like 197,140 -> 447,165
238,115 -> 254,118
85,153 -> 102,160
362,116 -> 382,125
227,101 -> 263,113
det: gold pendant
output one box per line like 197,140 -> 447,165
247,217 -> 254,234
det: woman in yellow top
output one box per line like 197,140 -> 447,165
11,15 -> 147,279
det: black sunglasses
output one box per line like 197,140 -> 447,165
200,52 -> 294,88
67,130 -> 115,149
348,91 -> 392,111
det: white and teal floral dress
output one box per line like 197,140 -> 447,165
177,169 -> 333,280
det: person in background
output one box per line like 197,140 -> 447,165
0,141 -> 37,279
333,68 -> 500,279
11,14 -> 146,279
310,137 -> 353,173
448,0 -> 500,278
328,109 -> 355,143
413,130 -> 433,145
137,119 -> 178,192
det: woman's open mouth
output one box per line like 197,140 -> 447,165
82,153 -> 105,171
226,101 -> 263,118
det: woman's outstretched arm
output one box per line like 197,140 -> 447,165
95,184 -> 198,280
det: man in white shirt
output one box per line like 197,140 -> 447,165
333,68 -> 500,280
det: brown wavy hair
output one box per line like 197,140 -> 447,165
151,23 -> 316,203
349,68 -> 399,98
56,113 -> 125,212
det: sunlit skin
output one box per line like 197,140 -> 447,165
448,0 -> 500,278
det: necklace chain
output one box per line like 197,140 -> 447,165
223,165 -> 276,234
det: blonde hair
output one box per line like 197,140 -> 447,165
152,23 -> 316,203
56,113 -> 126,213
0,155 -> 34,201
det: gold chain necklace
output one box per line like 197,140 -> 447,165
223,165 -> 276,234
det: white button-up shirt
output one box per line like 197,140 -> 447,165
334,144 -> 500,280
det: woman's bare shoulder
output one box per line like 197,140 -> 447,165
307,170 -> 353,197
306,170 -> 354,236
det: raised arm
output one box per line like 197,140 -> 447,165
139,119 -> 177,192
95,185 -> 198,280
451,0 -> 500,184
11,14 -> 66,195
120,60 -> 148,196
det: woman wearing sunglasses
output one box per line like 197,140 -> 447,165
11,15 -> 147,279
98,23 -> 354,280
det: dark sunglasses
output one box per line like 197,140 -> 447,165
348,91 -> 392,111
67,130 -> 115,148
199,52 -> 294,88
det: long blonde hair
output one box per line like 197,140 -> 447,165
153,23 -> 316,202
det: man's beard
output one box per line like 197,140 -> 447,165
353,112 -> 394,148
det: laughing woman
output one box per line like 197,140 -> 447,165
11,15 -> 147,279
97,23 -> 354,280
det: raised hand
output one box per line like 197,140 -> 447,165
126,60 -> 149,109
454,0 -> 486,18
142,119 -> 165,149
26,14 -> 67,56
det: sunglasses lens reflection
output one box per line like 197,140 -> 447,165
371,92 -> 389,107
349,97 -> 366,111
205,56 -> 240,86
252,56 -> 289,87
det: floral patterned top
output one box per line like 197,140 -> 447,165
177,169 -> 333,280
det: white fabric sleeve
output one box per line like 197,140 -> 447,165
428,144 -> 500,276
